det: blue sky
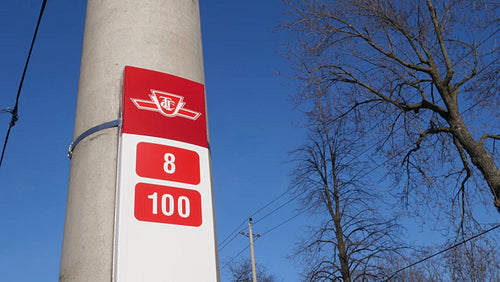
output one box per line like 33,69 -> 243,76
1,1 -> 498,282
0,1 -> 310,281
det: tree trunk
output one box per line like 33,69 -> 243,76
449,113 -> 500,211
442,88 -> 500,212
325,174 -> 351,282
334,218 -> 351,282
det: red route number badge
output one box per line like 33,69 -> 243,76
135,183 -> 202,227
136,142 -> 201,185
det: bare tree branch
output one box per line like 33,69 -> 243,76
479,134 -> 500,146
403,127 -> 452,165
282,0 -> 500,212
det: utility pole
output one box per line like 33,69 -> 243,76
240,217 -> 261,282
59,1 -> 213,281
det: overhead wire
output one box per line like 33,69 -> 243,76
220,244 -> 250,271
260,208 -> 309,236
220,209 -> 311,270
0,0 -> 47,168
252,190 -> 305,225
218,184 -> 315,252
218,188 -> 298,252
218,220 -> 247,252
250,188 -> 291,218
384,223 -> 500,281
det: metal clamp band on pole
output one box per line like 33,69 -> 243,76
68,119 -> 122,158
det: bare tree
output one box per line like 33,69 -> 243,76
282,0 -> 500,213
290,100 -> 404,281
228,258 -> 277,282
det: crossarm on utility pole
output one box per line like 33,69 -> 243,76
239,217 -> 262,282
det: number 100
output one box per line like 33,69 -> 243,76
147,192 -> 191,218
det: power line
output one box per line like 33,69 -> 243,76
0,0 -> 47,168
220,244 -> 250,271
221,210 -> 310,270
219,187 -> 310,253
218,188 -> 297,252
219,226 -> 245,252
218,218 -> 248,251
253,190 -> 305,225
384,224 -> 500,281
261,208 -> 309,236
250,188 -> 291,218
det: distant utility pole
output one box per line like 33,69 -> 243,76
240,217 -> 262,282
59,1 -> 213,281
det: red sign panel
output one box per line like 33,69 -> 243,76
135,183 -> 202,227
136,142 -> 200,185
122,66 -> 208,148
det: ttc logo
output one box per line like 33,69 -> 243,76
130,90 -> 201,120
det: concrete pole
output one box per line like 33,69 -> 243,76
59,1 -> 207,281
248,217 -> 258,282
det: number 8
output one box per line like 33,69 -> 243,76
164,153 -> 176,174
